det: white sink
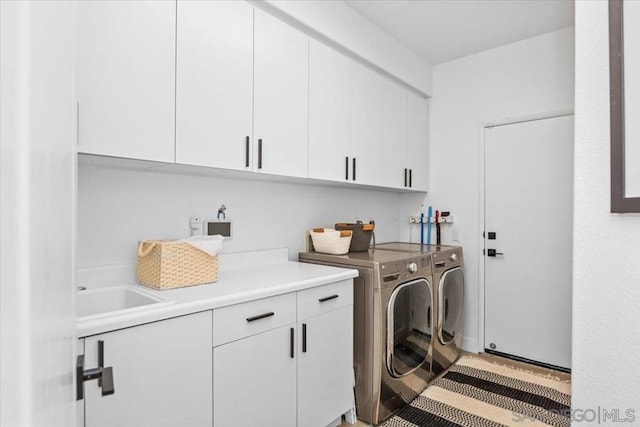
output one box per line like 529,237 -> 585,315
76,285 -> 168,320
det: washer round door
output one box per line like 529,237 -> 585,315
386,278 -> 433,378
438,267 -> 464,345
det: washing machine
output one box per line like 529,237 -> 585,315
299,249 -> 434,424
376,243 -> 465,376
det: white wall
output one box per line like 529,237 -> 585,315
258,0 -> 432,96
0,2 -> 76,426
426,27 -> 574,352
573,0 -> 640,416
77,162 -> 423,280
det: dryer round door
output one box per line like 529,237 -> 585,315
386,278 -> 433,378
438,267 -> 464,345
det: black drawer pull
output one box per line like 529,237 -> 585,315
318,294 -> 339,303
435,261 -> 446,268
246,312 -> 274,322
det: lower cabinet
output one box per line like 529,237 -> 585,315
213,325 -> 297,427
79,311 -> 213,427
213,280 -> 354,427
78,281 -> 353,427
298,305 -> 353,427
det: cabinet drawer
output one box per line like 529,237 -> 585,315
297,280 -> 353,320
213,293 -> 296,346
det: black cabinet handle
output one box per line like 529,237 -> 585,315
302,323 -> 307,353
318,294 -> 339,303
245,136 -> 250,168
409,169 -> 412,188
404,168 -> 408,187
76,355 -> 85,400
97,340 -> 104,386
345,157 -> 349,180
246,312 -> 274,322
76,340 -> 115,401
258,139 -> 263,169
290,327 -> 295,358
101,367 -> 115,396
352,158 -> 356,181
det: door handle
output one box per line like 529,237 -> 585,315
487,249 -> 504,257
404,168 -> 408,187
258,139 -> 263,169
76,340 -> 115,400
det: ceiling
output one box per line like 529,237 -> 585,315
344,0 -> 574,65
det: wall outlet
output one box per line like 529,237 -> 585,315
452,227 -> 460,242
189,216 -> 202,236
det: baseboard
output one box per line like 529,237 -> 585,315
484,349 -> 572,373
461,336 -> 479,353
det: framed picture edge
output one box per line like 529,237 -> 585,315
610,0 -> 640,213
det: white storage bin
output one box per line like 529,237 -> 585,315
309,228 -> 353,255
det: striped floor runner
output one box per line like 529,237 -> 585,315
381,355 -> 571,427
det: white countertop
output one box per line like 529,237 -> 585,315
76,250 -> 357,338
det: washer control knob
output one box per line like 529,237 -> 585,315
407,262 -> 418,273
450,253 -> 458,262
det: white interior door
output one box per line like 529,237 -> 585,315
1,2 -> 76,425
484,115 -> 573,369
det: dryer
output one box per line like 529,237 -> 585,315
376,243 -> 464,375
431,246 -> 464,376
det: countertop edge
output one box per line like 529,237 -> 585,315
76,267 -> 358,338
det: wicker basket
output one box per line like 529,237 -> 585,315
136,240 -> 218,290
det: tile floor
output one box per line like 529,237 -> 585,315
340,351 -> 570,426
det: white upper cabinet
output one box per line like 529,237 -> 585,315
408,93 -> 430,192
308,40 -> 350,182
381,79 -> 409,189
176,1 -> 254,171
350,61 -> 382,186
253,10 -> 309,178
75,1 -> 176,162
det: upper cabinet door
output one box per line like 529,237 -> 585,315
308,40 -> 350,182
253,10 -> 309,178
350,62 -> 382,186
381,80 -> 408,189
176,1 -> 254,171
76,1 -> 176,162
408,93 -> 430,192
